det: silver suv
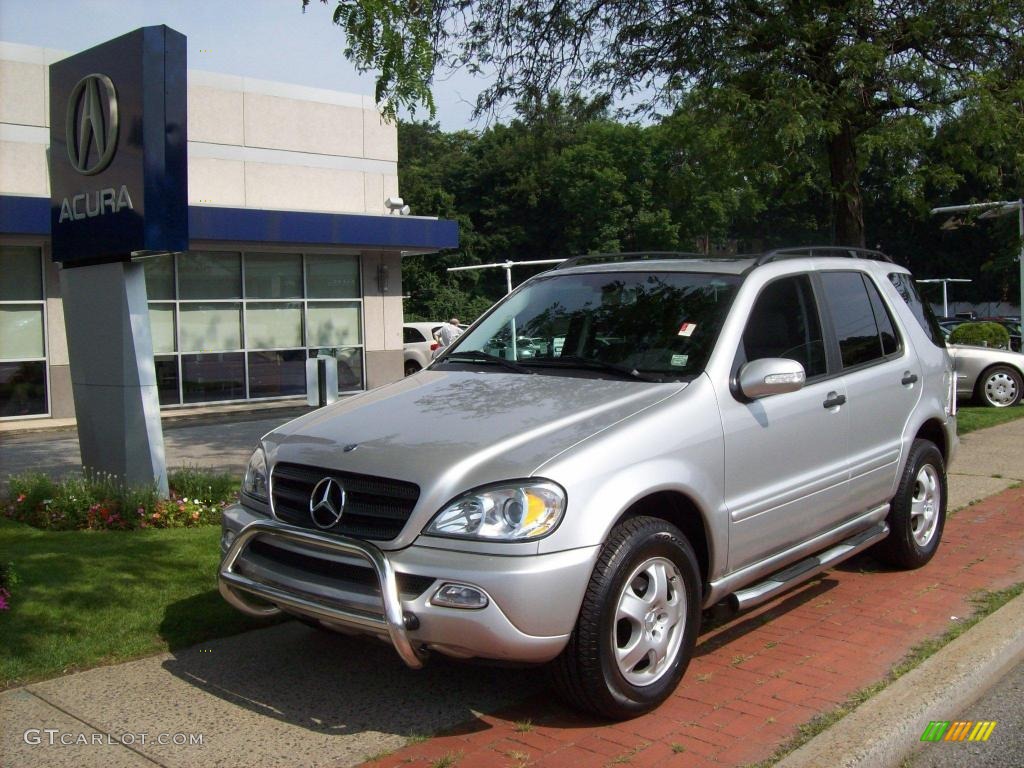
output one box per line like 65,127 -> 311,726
219,248 -> 957,719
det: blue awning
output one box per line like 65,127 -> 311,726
0,195 -> 458,253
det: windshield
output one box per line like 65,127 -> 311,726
441,271 -> 742,381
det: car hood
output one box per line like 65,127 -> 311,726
263,369 -> 682,541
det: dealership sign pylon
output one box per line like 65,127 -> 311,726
48,26 -> 189,496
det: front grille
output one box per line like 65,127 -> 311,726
271,462 -> 420,541
246,539 -> 435,600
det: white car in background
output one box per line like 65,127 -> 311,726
403,322 -> 444,376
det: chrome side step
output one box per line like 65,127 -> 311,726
728,524 -> 889,612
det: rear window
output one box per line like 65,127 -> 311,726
888,273 -> 946,348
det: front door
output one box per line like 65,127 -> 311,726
715,274 -> 851,572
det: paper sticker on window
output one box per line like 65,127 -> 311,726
678,322 -> 697,337
671,354 -> 689,367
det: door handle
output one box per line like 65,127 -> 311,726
823,392 -> 846,409
902,372 -> 919,386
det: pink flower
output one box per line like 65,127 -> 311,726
16,494 -> 25,503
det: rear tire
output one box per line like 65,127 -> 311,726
550,516 -> 701,720
975,365 -> 1022,408
404,361 -> 421,376
877,439 -> 946,569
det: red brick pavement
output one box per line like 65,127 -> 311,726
363,486 -> 1024,768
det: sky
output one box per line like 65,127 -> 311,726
0,0 -> 486,131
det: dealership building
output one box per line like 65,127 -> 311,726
0,39 -> 457,424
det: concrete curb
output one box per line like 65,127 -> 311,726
775,591 -> 1024,768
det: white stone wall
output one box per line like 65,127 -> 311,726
0,42 -> 400,214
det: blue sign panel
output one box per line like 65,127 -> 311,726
48,26 -> 188,266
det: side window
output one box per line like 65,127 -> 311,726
865,278 -> 900,356
888,272 -> 946,347
821,272 -> 891,368
403,327 -> 426,343
741,275 -> 827,378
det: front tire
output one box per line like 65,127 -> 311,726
878,439 -> 946,569
551,516 -> 701,719
976,365 -> 1022,408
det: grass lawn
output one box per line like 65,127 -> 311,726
0,518 -> 280,688
957,404 -> 1024,435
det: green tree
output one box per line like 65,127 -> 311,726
305,0 -> 1021,247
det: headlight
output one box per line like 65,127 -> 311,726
242,446 -> 269,502
424,481 -> 566,541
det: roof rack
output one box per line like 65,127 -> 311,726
754,246 -> 893,266
555,251 -> 739,270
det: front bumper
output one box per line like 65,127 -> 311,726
218,505 -> 598,667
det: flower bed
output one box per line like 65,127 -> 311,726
4,467 -> 238,531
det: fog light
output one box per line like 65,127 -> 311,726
220,529 -> 237,554
431,583 -> 489,609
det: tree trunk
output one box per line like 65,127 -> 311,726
828,123 -> 865,247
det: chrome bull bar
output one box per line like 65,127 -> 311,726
218,518 -> 427,669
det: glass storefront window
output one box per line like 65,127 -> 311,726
179,304 -> 242,352
0,361 -> 47,417
0,246 -> 44,301
306,254 -> 360,298
145,250 -> 365,405
143,254 -> 175,300
0,306 -> 44,360
148,304 -> 177,354
182,353 -> 245,403
246,302 -> 303,348
248,350 -> 306,397
245,253 -> 303,299
178,252 -> 242,299
307,301 -> 362,346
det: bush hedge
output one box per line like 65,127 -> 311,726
949,322 -> 1011,349
4,467 -> 238,531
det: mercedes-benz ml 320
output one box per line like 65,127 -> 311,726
219,248 -> 956,719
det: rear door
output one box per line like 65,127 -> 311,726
716,273 -> 851,571
818,271 -> 921,509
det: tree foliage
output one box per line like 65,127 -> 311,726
307,0 -> 1022,246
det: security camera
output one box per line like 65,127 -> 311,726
385,196 -> 405,212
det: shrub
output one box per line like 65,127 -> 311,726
4,468 -> 238,531
949,322 -> 1011,349
0,562 -> 16,611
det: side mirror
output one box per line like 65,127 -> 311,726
739,358 -> 806,399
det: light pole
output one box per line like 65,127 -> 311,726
930,199 -> 1024,321
447,258 -> 568,295
915,278 -> 973,318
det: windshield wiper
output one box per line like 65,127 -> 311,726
442,349 -> 535,374
526,355 -> 660,382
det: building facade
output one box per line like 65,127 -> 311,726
0,41 -> 456,422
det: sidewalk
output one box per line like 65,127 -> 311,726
1,418 -> 1022,768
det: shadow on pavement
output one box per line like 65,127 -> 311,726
159,618 -> 549,737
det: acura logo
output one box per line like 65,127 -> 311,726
309,477 -> 346,529
66,73 -> 119,175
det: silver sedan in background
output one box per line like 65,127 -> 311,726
948,344 -> 1024,407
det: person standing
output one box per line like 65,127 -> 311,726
434,318 -> 463,349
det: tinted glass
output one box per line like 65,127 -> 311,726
308,348 -> 364,391
248,350 -> 307,397
177,252 -> 241,299
865,278 -> 900,356
404,327 -> 426,343
821,272 -> 884,368
244,253 -> 303,299
143,254 -> 175,300
742,275 -> 826,378
306,254 -> 360,298
448,271 -> 741,380
888,272 -> 945,347
181,353 -> 245,403
0,360 -> 46,416
154,355 -> 180,405
0,246 -> 43,301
